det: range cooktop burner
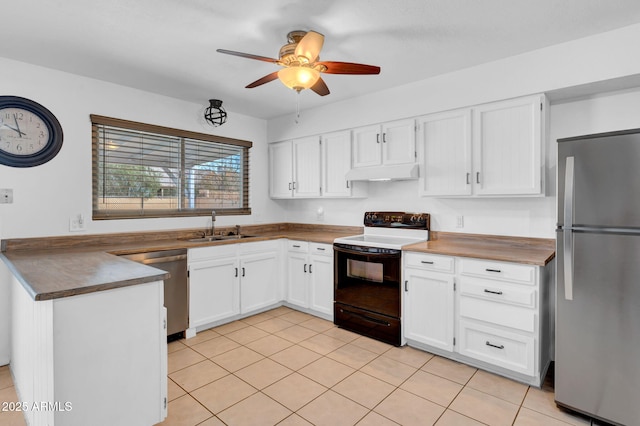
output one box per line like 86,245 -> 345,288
334,211 -> 430,249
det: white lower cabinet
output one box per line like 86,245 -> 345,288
189,254 -> 239,327
403,251 -> 551,386
286,240 -> 334,320
239,249 -> 280,313
403,253 -> 455,352
188,241 -> 280,331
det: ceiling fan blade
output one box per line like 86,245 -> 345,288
310,77 -> 330,96
245,72 -> 279,88
216,49 -> 279,64
295,31 -> 324,63
317,61 -> 380,75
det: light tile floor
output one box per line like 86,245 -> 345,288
0,306 -> 608,426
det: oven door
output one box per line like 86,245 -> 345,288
333,243 -> 401,318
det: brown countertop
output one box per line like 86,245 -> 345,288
403,232 -> 556,266
0,223 -> 362,301
1,225 -> 555,301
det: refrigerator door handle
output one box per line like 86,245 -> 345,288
563,156 -> 575,300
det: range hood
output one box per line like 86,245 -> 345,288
345,163 -> 420,181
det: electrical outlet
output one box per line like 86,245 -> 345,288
456,215 -> 464,228
0,188 -> 13,204
69,213 -> 86,232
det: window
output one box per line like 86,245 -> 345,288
91,115 -> 251,219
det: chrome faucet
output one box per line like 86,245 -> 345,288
211,210 -> 216,236
235,224 -> 241,237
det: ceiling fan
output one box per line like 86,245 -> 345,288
217,30 -> 381,96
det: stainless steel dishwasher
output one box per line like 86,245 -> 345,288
120,248 -> 188,338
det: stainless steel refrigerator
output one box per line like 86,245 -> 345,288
556,128 -> 640,426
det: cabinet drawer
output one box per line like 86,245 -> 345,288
309,242 -> 332,256
287,240 -> 309,253
459,277 -> 536,309
404,252 -> 455,274
458,319 -> 534,376
459,295 -> 536,333
460,258 -> 535,285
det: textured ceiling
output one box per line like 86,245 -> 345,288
3,0 -> 640,119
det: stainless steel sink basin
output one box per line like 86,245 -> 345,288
183,235 -> 256,243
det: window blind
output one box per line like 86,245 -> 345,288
91,115 -> 251,219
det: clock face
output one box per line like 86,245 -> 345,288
0,96 -> 63,167
0,107 -> 51,155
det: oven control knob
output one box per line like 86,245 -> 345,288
372,214 -> 377,220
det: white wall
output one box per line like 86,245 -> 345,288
267,23 -> 640,238
0,57 -> 286,240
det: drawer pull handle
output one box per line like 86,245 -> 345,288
486,341 -> 505,350
484,289 -> 503,295
316,247 -> 326,251
293,245 -> 301,248
421,260 -> 434,264
485,268 -> 502,273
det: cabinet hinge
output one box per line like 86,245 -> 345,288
187,270 -> 190,278
164,397 -> 167,409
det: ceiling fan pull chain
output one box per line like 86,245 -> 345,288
295,91 -> 301,124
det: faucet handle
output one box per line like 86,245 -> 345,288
235,224 -> 241,235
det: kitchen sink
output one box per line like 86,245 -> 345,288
182,235 -> 256,243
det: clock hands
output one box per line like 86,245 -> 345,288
12,114 -> 25,137
1,122 -> 26,136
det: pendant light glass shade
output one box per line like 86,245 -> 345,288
278,66 -> 320,92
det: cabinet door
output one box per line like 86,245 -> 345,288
352,124 -> 382,168
472,95 -> 543,196
382,119 -> 416,165
309,251 -> 334,317
189,257 -> 239,327
404,268 -> 454,352
322,130 -> 352,197
269,141 -> 293,198
287,252 -> 309,308
240,251 -> 280,314
292,136 -> 321,197
417,110 -> 472,196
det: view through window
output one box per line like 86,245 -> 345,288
91,115 -> 251,219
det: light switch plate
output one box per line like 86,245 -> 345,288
69,214 -> 86,232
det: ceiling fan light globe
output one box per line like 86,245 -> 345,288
277,66 -> 320,91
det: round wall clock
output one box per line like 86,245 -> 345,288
0,96 -> 63,167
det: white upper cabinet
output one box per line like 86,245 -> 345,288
268,141 -> 294,198
270,131 -> 365,199
473,95 -> 544,196
418,94 -> 547,197
417,109 -> 472,196
292,136 -> 322,197
269,136 -> 321,198
321,130 -> 353,197
352,119 -> 416,168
